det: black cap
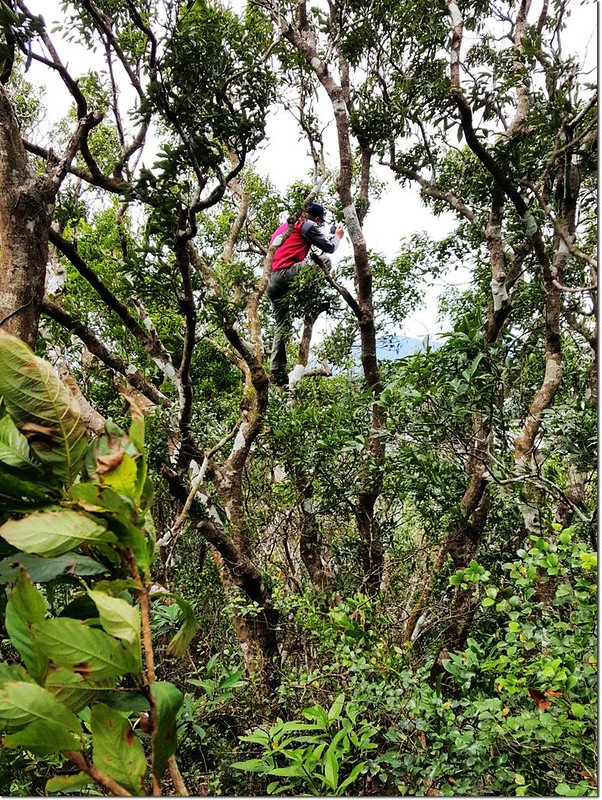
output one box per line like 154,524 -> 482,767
306,202 -> 325,220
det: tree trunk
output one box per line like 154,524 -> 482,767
283,23 -> 386,593
0,85 -> 51,347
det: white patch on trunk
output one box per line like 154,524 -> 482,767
343,205 -> 363,242
310,56 -> 321,69
543,357 -> 561,385
126,363 -> 138,376
153,357 -> 178,382
448,1 -> 463,26
26,220 -> 35,232
232,422 -> 249,453
522,212 -> 537,236
302,497 -> 317,514
288,364 -> 305,387
331,97 -> 346,114
490,278 -> 509,312
274,464 -> 287,482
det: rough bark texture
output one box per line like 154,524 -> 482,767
0,86 -> 51,347
295,473 -> 331,593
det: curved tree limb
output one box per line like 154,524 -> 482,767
41,299 -> 171,408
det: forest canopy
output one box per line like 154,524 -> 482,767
0,0 -> 597,796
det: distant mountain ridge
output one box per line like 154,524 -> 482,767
353,334 -> 441,362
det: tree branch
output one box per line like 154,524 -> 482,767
63,750 -> 131,796
42,299 -> 170,408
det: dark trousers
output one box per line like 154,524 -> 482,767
265,262 -> 305,379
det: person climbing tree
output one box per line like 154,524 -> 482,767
266,202 -> 344,386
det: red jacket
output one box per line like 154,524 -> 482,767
270,219 -> 339,271
270,220 -> 310,271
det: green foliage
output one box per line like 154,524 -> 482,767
0,334 -> 188,794
232,695 -> 377,795
230,528 -> 596,796
0,331 -> 87,489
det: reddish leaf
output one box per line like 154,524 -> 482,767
528,688 -> 551,711
95,452 -> 125,474
544,689 -> 562,697
577,770 -> 597,787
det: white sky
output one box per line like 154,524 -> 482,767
25,0 -> 596,339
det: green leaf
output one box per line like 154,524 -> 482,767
129,412 -> 149,505
46,772 -> 94,794
327,692 -> 345,721
303,704 -> 329,729
3,718 -> 83,754
231,758 -> 270,773
0,467 -> 49,502
111,516 -> 151,572
268,765 -> 307,777
5,569 -> 48,679
0,663 -> 33,685
69,481 -> 134,515
0,509 -> 116,557
91,702 -> 147,794
88,589 -> 141,647
0,414 -> 36,468
271,720 -> 320,734
570,702 -> 585,718
92,578 -> 143,594
239,728 -> 270,745
128,409 -> 145,456
32,618 -> 140,680
149,680 -> 183,779
0,680 -> 82,732
338,762 -> 365,793
0,332 -> 87,485
163,593 -> 198,658
44,667 -> 102,712
100,689 -> 149,713
96,452 -> 139,500
323,744 -> 339,790
0,551 -> 106,583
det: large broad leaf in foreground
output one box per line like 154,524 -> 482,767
150,681 -> 183,779
44,667 -> 103,713
0,551 -> 106,583
0,680 -> 82,732
88,590 -> 141,648
0,413 -> 37,470
91,702 -> 147,794
0,509 -> 116,557
3,718 -> 83,754
32,618 -> 140,680
0,332 -> 87,486
46,772 -> 94,795
5,569 -> 48,680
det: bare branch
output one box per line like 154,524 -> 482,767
63,751 -> 131,796
42,298 -> 171,408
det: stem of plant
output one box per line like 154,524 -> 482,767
126,549 -> 161,794
63,750 -> 131,796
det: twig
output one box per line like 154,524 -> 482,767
552,279 -> 597,293
168,755 -> 190,796
63,750 -> 131,796
165,424 -> 240,550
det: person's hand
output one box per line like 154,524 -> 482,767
335,223 -> 345,239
